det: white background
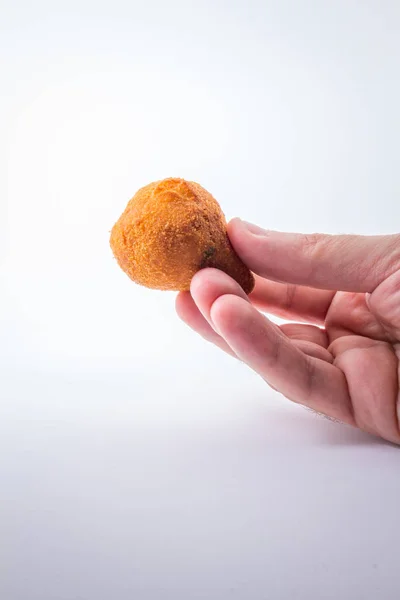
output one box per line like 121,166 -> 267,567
1,1 -> 400,599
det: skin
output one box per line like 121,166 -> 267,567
176,218 -> 400,445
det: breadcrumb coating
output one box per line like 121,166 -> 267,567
110,178 -> 254,294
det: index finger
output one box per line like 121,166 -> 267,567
228,219 -> 400,293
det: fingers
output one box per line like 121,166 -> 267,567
187,269 -> 354,424
209,294 -> 353,422
177,267 -> 249,359
190,267 -> 249,321
368,268 -> 400,340
330,335 -> 400,443
175,291 -> 237,357
228,218 -> 400,293
289,340 -> 333,363
280,323 -> 329,347
178,272 -> 332,362
250,274 -> 335,324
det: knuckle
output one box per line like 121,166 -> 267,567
301,232 -> 325,254
383,234 -> 400,274
284,284 -> 297,312
369,235 -> 400,291
300,233 -> 332,264
300,233 -> 333,278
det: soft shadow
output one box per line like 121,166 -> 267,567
245,400 -> 398,449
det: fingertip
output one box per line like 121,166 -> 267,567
227,219 -> 274,281
175,286 -> 238,359
228,218 -> 269,239
227,217 -> 247,244
190,268 -> 223,301
189,268 -> 205,297
227,216 -> 243,233
175,290 -> 193,321
210,293 -> 252,336
190,268 -> 248,312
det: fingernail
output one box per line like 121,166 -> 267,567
238,220 -> 270,237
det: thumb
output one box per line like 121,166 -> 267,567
228,218 -> 400,293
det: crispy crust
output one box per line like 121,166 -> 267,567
110,178 -> 255,293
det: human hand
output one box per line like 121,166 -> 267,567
176,219 -> 400,444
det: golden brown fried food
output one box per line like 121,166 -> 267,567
109,178 -> 254,294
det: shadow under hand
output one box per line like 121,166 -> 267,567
246,400 -> 395,449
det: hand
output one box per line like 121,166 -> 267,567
176,219 -> 400,444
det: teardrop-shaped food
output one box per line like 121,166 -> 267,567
110,177 -> 254,294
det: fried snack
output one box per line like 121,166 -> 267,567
109,178 -> 255,294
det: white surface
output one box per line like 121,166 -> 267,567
1,365 -> 400,600
1,1 -> 400,599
